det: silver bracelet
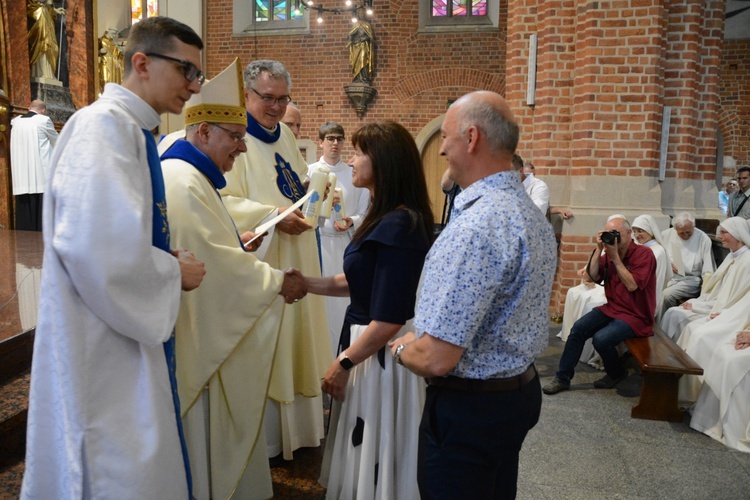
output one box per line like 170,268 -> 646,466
393,343 -> 407,366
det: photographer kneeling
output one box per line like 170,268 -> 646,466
544,215 -> 657,394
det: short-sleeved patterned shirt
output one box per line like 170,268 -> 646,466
414,170 -> 557,379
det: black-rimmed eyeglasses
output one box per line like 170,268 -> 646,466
249,87 -> 292,106
145,53 -> 205,86
210,123 -> 247,144
325,136 -> 345,143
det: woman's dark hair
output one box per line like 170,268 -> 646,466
351,121 -> 434,242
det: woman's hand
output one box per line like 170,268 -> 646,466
322,359 -> 351,402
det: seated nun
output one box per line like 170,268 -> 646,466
661,217 -> 750,342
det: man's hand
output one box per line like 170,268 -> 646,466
240,230 -> 267,252
276,208 -> 312,235
671,263 -> 679,274
280,268 -> 307,303
388,331 -> 416,357
172,249 -> 206,291
682,302 -> 693,311
334,217 -> 353,232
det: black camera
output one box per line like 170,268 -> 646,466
601,230 -> 621,245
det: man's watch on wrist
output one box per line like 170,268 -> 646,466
393,343 -> 407,366
338,352 -> 354,371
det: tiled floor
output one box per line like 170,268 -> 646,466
7,326 -> 749,499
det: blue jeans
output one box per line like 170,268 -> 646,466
556,309 -> 634,383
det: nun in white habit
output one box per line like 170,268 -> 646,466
662,217 -> 750,342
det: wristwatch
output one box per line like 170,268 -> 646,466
393,343 -> 407,366
338,352 -> 355,371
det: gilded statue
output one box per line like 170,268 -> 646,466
99,31 -> 124,89
347,13 -> 374,84
27,0 -> 65,80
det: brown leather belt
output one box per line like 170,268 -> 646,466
426,365 -> 537,393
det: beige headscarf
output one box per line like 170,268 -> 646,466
632,214 -> 665,247
720,217 -> 750,248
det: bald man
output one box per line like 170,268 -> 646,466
390,91 -> 556,498
544,215 -> 657,395
281,102 -> 302,139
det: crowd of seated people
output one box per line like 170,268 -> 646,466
663,217 -> 750,452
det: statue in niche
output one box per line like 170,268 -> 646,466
26,0 -> 66,80
99,31 -> 124,90
347,11 -> 374,84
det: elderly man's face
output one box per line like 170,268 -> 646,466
244,71 -> 290,130
675,223 -> 694,241
282,106 -> 301,139
604,217 -> 632,250
203,122 -> 248,174
439,106 -> 469,188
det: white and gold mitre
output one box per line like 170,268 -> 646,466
184,58 -> 246,127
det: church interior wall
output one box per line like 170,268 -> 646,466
1,1 -> 747,316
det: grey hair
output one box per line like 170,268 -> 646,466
607,214 -> 630,231
456,98 -> 519,155
673,212 -> 695,228
243,60 -> 292,91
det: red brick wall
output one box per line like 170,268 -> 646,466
202,0 -> 747,315
720,38 -> 750,176
204,0 -> 507,158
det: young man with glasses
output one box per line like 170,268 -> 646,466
308,122 -> 371,354
221,60 -> 332,464
22,17 -> 206,499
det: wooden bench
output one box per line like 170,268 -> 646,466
625,325 -> 703,422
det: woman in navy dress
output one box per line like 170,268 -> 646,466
305,121 -> 434,499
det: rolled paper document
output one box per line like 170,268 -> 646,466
302,166 -> 330,225
320,172 -> 338,219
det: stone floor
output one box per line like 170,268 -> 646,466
2,324 -> 749,498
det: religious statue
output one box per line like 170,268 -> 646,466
99,31 -> 124,90
27,0 -> 66,80
347,13 -> 374,84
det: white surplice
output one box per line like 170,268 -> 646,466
10,111 -> 58,195
22,84 -> 187,499
308,157 -> 370,354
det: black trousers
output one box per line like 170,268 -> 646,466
418,373 -> 542,500
15,194 -> 43,231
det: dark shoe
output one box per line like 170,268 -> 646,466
593,373 -> 627,389
542,378 -> 570,395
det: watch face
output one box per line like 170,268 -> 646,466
339,356 -> 354,371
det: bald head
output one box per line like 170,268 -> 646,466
452,91 -> 518,155
282,103 -> 301,139
440,91 -> 520,189
604,216 -> 632,250
29,100 -> 46,114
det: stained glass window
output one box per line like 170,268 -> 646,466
431,0 -> 486,18
131,0 -> 158,25
255,0 -> 305,22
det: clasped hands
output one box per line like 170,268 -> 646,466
280,268 -> 307,304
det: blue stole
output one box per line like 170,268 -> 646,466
160,139 -> 244,248
246,112 -> 306,202
142,129 -> 192,497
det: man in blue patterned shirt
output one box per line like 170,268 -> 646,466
389,91 -> 556,499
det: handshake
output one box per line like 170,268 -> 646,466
280,268 -> 307,304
